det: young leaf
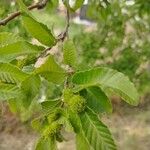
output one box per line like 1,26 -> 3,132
0,41 -> 44,63
20,75 -> 41,108
17,0 -> 56,47
0,32 -> 22,47
35,137 -> 57,150
22,14 -> 56,47
35,55 -> 66,84
63,39 -> 77,68
0,63 -> 29,84
81,86 -> 112,113
72,67 -> 139,106
76,132 -> 92,150
41,99 -> 61,113
68,110 -> 81,133
0,84 -> 21,101
80,108 -> 117,150
8,99 -> 19,113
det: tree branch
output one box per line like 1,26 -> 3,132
0,0 -> 48,26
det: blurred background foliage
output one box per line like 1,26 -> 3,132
74,0 -> 150,95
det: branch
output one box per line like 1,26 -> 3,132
0,0 -> 48,26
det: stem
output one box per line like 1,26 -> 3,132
0,0 -> 48,26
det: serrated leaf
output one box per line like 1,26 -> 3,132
0,84 -> 21,101
8,99 -> 18,113
81,86 -> 112,113
0,41 -> 44,63
63,40 -> 77,68
41,99 -> 61,113
80,108 -> 117,150
35,55 -> 66,84
0,32 -> 22,47
68,110 -> 81,133
0,63 -> 29,84
17,0 -> 56,47
20,75 -> 41,108
35,137 -> 57,150
72,67 -> 139,106
22,14 -> 56,46
76,132 -> 92,150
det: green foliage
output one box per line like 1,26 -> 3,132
63,39 -> 77,68
74,0 -> 150,94
80,108 -> 117,150
0,41 -> 43,63
17,0 -> 56,47
0,0 -> 141,150
0,83 -> 21,101
72,67 -> 139,106
0,63 -> 29,84
35,55 -> 66,84
80,86 -> 112,113
35,136 -> 57,150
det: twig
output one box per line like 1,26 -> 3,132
0,0 -> 48,26
57,9 -> 70,42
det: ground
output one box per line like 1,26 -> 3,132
0,95 -> 150,150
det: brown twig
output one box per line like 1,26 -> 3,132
0,0 -> 48,26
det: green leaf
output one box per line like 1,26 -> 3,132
8,99 -> 18,113
63,40 -> 77,68
0,63 -> 29,84
17,0 -> 56,47
0,84 -> 21,101
81,86 -> 112,113
72,67 -> 139,106
68,110 -> 81,133
76,132 -> 92,150
20,75 -> 41,108
0,41 -> 43,63
41,99 -> 61,113
35,137 -> 57,150
46,0 -> 59,13
35,55 -> 66,84
73,0 -> 85,11
80,108 -> 117,150
17,0 -> 31,15
0,32 -> 22,47
22,14 -> 56,46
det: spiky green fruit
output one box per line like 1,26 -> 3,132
63,88 -> 74,103
68,95 -> 86,113
47,109 -> 62,124
43,122 -> 61,138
